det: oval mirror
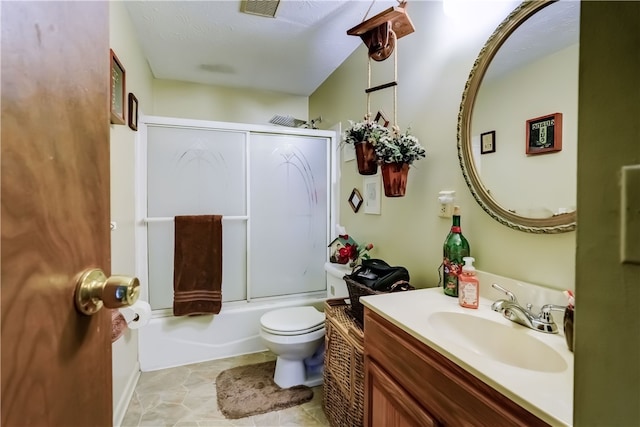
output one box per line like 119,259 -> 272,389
457,0 -> 579,233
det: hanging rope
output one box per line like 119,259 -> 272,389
365,30 -> 399,132
366,57 -> 372,120
392,30 -> 399,135
364,0 -> 376,120
361,0 -> 403,126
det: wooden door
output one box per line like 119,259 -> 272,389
1,2 -> 111,426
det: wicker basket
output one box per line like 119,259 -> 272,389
345,276 -> 415,327
323,298 -> 365,427
344,276 -> 382,327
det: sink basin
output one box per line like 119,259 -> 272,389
428,312 -> 567,373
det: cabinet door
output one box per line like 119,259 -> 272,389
366,359 -> 440,427
364,309 -> 549,427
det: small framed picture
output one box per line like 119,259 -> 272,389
480,131 -> 496,154
526,113 -> 563,155
128,93 -> 138,131
363,175 -> 381,215
110,49 -> 126,125
375,110 -> 390,128
348,188 -> 363,213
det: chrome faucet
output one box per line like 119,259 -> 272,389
491,283 -> 566,334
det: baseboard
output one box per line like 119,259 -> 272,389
113,361 -> 141,427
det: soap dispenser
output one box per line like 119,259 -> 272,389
458,257 -> 479,309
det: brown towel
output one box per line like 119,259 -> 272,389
173,215 -> 223,316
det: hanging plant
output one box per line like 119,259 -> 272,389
374,128 -> 426,165
342,119 -> 392,147
375,128 -> 426,197
343,119 -> 391,175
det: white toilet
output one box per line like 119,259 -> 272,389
259,262 -> 351,388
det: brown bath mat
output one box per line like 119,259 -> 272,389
216,360 -> 313,419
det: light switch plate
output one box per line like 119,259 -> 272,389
621,165 -> 640,264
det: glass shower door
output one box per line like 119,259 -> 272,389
248,133 -> 329,299
146,125 -> 248,309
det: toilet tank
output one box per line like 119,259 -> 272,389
324,262 -> 352,299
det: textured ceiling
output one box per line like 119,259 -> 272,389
124,0 -> 397,96
124,1 -> 579,97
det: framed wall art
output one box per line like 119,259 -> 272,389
375,110 -> 390,128
128,93 -> 138,131
526,112 -> 562,155
363,175 -> 381,215
348,188 -> 363,213
110,49 -> 126,125
343,144 -> 356,162
480,130 -> 496,154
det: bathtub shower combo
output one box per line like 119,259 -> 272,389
136,116 -> 341,372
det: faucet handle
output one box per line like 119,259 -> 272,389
539,304 -> 566,323
491,283 -> 518,303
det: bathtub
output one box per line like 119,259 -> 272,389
138,293 -> 328,372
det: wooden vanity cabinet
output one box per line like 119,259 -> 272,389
363,308 -> 549,427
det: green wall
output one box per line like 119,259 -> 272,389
312,2 -> 640,424
310,1 -> 575,291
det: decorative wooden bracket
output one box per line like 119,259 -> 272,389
347,3 -> 415,62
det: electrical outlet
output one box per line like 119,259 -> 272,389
439,203 -> 453,218
438,190 -> 456,218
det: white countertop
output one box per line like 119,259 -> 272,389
360,287 -> 573,426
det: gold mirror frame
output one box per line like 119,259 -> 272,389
457,0 -> 576,234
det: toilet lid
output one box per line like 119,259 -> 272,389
260,307 -> 325,335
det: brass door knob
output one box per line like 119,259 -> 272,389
74,268 -> 140,315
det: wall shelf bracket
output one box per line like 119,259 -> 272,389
347,3 -> 415,62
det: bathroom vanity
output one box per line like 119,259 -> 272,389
360,284 -> 573,427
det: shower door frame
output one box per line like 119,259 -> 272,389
134,115 -> 339,315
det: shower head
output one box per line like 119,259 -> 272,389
269,115 -> 323,129
269,115 -> 307,128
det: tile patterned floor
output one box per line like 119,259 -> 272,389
121,351 -> 330,427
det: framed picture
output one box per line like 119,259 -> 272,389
110,49 -> 126,125
375,110 -> 390,128
348,188 -> 363,213
128,93 -> 138,131
480,131 -> 496,154
526,112 -> 562,155
363,175 -> 381,215
343,143 -> 356,162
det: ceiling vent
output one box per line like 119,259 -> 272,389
241,0 -> 280,18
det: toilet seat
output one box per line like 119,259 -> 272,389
261,323 -> 324,336
260,307 -> 325,336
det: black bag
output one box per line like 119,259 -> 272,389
349,258 -> 411,292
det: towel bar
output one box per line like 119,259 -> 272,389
143,216 -> 248,223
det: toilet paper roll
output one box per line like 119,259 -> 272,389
118,300 -> 151,329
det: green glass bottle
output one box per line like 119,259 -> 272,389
442,206 -> 470,297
